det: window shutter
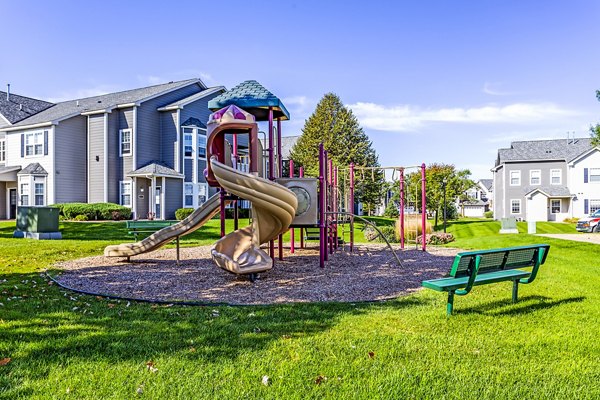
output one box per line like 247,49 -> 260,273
584,199 -> 589,214
21,134 -> 24,157
43,131 -> 48,156
584,168 -> 588,183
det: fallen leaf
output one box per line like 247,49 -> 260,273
189,347 -> 196,353
368,351 -> 375,359
0,358 -> 11,366
315,375 -> 327,385
136,384 -> 144,394
261,375 -> 271,386
282,335 -> 292,339
107,303 -> 116,308
146,360 -> 158,373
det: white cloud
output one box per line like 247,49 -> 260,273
483,82 -> 519,96
348,102 -> 580,132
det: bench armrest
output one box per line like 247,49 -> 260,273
455,255 -> 481,296
519,246 -> 546,284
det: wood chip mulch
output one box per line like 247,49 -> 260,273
53,244 -> 460,305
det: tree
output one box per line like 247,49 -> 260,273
289,93 -> 384,213
403,164 -> 474,227
591,90 -> 600,148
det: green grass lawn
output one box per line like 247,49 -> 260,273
1,218 -> 599,399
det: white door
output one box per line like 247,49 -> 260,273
155,186 -> 162,219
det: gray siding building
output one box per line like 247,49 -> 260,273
0,79 -> 225,219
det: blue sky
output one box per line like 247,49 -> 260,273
1,0 -> 599,179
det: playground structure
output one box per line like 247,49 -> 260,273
103,80 -> 428,279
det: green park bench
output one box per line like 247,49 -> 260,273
303,227 -> 321,241
126,220 -> 177,241
422,244 -> 550,316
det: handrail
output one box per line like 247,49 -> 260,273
326,211 -> 402,266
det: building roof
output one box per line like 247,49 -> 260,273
479,179 -> 493,191
127,162 -> 183,178
181,117 -> 207,129
524,185 -> 573,198
157,86 -> 225,111
496,138 -> 593,165
17,162 -> 48,175
7,79 -> 204,129
461,199 -> 488,206
208,80 -> 290,121
0,91 -> 54,124
260,135 -> 299,160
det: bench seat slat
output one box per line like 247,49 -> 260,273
422,269 -> 531,292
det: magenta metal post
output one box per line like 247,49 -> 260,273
319,144 -> 326,268
350,163 -> 354,252
219,189 -> 226,238
268,107 -> 275,261
299,166 -> 304,249
421,163 -> 427,252
232,134 -> 239,231
323,149 -> 329,262
328,158 -> 333,255
400,168 -> 405,249
334,166 -> 338,250
277,118 -> 283,260
289,159 -> 294,254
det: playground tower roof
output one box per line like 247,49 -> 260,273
208,80 -> 290,121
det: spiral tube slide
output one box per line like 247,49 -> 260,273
104,193 -> 221,258
210,156 -> 298,275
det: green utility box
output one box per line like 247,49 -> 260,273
14,206 -> 62,239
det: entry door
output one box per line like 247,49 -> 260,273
9,189 -> 17,219
155,186 -> 162,219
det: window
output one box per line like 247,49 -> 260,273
510,170 -> 521,186
550,169 -> 561,185
591,200 -> 600,214
551,199 -> 561,214
198,183 -> 207,205
183,128 -> 193,158
590,168 -> 600,183
120,129 -> 132,156
34,177 -> 45,205
530,170 -> 541,185
0,139 -> 5,162
184,183 -> 194,206
511,199 -> 521,214
20,183 -> 29,205
25,131 -> 44,156
198,132 -> 207,158
120,181 -> 131,206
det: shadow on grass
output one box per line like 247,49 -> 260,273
459,295 -> 585,316
0,271 -> 426,396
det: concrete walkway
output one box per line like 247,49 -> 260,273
536,233 -> 600,245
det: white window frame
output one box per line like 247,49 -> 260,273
0,139 -> 5,162
197,182 -> 208,205
20,182 -> 30,206
119,129 -> 132,156
183,128 -> 194,158
184,183 -> 194,207
25,131 -> 44,157
198,130 -> 207,159
510,199 -> 521,214
510,170 -> 521,186
550,169 -> 562,185
590,168 -> 600,184
119,181 -> 132,207
529,170 -> 541,185
34,177 -> 45,206
550,199 -> 561,214
590,199 -> 600,214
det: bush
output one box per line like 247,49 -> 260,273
74,214 -> 89,221
51,203 -> 66,216
416,232 -> 455,245
363,225 -> 379,241
395,216 -> 432,241
175,208 -> 195,221
60,203 -> 131,220
563,217 -> 579,224
383,201 -> 399,218
377,226 -> 398,243
484,210 -> 494,219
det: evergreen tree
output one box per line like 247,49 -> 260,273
289,93 -> 384,213
591,90 -> 600,148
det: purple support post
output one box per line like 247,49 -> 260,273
319,144 -> 326,268
289,159 -> 295,254
277,118 -> 283,261
400,168 -> 405,249
328,158 -> 333,255
421,163 -> 427,252
219,189 -> 226,238
299,166 -> 304,249
233,135 -> 239,231
334,166 -> 338,250
323,149 -> 329,262
268,107 -> 274,261
350,163 -> 354,252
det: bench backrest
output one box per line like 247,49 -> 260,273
450,244 -> 550,278
126,220 -> 176,229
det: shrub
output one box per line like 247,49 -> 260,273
74,214 -> 89,221
63,203 -> 96,220
175,208 -> 195,221
377,226 -> 398,243
416,232 -> 455,245
363,225 -> 379,241
395,215 -> 432,241
484,210 -> 494,219
383,201 -> 399,218
563,217 -> 579,224
51,203 -> 66,216
61,203 -> 131,220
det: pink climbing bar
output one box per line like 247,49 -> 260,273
268,107 -> 275,261
277,118 -> 283,261
299,166 -> 305,249
349,163 -> 354,252
400,168 -> 405,249
319,144 -> 326,268
289,159 -> 295,254
421,163 -> 427,251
